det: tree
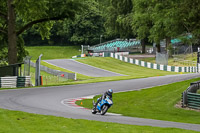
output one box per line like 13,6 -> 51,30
178,0 -> 200,39
105,0 -> 134,39
131,0 -> 153,53
148,0 -> 185,51
56,0 -> 105,46
0,0 -> 82,64
131,0 -> 200,53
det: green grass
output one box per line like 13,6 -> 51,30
26,46 -> 81,60
140,57 -> 156,63
197,89 -> 200,94
77,57 -> 179,77
173,53 -> 197,62
76,77 -> 200,124
140,53 -> 197,67
0,108 -> 198,133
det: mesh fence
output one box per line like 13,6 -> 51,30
156,52 -> 168,65
23,56 -> 32,76
170,45 -> 193,56
30,72 -> 69,85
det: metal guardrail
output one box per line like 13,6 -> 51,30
187,93 -> 200,109
182,81 -> 200,109
17,76 -> 31,87
0,76 -> 31,88
30,61 -> 76,80
0,76 -> 17,88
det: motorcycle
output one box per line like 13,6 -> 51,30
91,96 -> 113,115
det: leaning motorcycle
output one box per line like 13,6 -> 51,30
91,96 -> 113,115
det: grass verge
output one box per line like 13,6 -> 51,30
139,53 -> 197,67
76,77 -> 200,124
197,89 -> 200,94
76,57 -> 180,77
0,108 -> 198,133
26,46 -> 81,60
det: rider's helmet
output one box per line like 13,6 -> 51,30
107,89 -> 113,96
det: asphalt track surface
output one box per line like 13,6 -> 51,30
43,59 -> 125,77
1,74 -> 200,131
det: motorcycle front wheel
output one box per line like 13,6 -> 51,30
92,110 -> 97,114
91,108 -> 97,114
100,105 -> 108,115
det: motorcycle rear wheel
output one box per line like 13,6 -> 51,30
100,105 -> 108,115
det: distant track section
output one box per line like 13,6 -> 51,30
43,59 -> 125,77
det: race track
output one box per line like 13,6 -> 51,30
0,74 -> 200,131
43,59 -> 125,77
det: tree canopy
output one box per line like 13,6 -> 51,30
0,0 -> 82,64
105,0 -> 134,38
0,0 -> 200,64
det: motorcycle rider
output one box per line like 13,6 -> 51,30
93,89 -> 113,110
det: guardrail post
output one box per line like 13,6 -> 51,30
181,91 -> 187,107
35,54 -> 43,86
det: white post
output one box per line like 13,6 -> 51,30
35,54 -> 43,86
197,47 -> 200,73
81,45 -> 83,54
38,54 -> 43,77
75,73 -> 77,81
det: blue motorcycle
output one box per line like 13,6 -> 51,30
92,96 -> 113,115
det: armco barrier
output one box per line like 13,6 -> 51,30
17,76 -> 31,87
0,76 -> 31,88
110,53 -> 198,73
182,81 -> 200,109
0,76 -> 17,88
30,61 -> 76,80
187,93 -> 200,109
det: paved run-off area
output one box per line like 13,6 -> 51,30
0,74 -> 200,131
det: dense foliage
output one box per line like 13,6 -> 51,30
23,0 -> 105,46
0,0 -> 82,64
0,0 -> 200,64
